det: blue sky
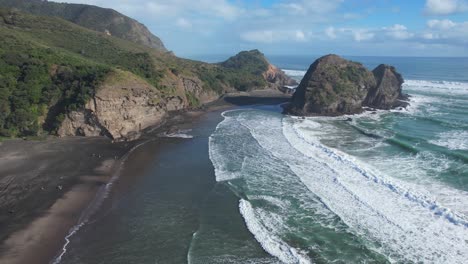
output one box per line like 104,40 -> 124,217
64,0 -> 468,57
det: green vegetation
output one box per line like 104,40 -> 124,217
0,0 -> 167,51
0,9 -> 159,136
219,50 -> 269,91
340,65 -> 367,84
0,8 -> 273,138
185,91 -> 200,107
189,50 -> 270,92
0,31 -> 110,136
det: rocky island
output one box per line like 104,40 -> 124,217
284,54 -> 409,116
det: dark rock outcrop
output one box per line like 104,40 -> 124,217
287,55 -> 376,115
365,64 -> 408,109
285,55 -> 408,116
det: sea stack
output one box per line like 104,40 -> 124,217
285,54 -> 408,116
364,64 -> 408,109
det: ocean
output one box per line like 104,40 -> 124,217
58,56 -> 468,264
208,56 -> 468,263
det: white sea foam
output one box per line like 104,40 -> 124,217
210,109 -> 468,263
210,110 -> 342,263
282,69 -> 307,77
404,79 -> 468,95
240,200 -> 312,264
280,116 -> 468,263
160,129 -> 194,139
430,130 -> 468,150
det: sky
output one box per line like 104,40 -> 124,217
61,0 -> 468,57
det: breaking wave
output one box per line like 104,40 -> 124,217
209,109 -> 468,263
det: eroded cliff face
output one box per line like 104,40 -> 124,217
58,70 -> 215,141
263,64 -> 298,89
57,51 -> 294,141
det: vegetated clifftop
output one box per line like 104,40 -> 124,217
219,50 -> 297,91
57,70 -> 215,140
0,9 -> 294,141
0,0 -> 167,51
285,54 -> 408,116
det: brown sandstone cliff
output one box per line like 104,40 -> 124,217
263,64 -> 298,89
57,70 -> 217,141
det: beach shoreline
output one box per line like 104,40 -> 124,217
0,90 -> 290,264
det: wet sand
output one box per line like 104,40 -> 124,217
0,90 -> 291,264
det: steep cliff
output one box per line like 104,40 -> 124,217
0,0 -> 167,51
286,55 -> 408,116
263,63 -> 298,89
58,71 -> 167,140
0,8 -> 291,140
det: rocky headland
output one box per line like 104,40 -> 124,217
0,6 -> 295,142
285,54 -> 409,116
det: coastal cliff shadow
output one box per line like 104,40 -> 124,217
223,96 -> 290,106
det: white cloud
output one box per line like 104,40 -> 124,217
422,20 -> 468,44
422,33 -> 436,39
176,18 -> 192,29
277,0 -> 344,15
64,0 -> 242,20
295,30 -> 306,41
53,0 -> 468,56
325,26 -> 337,39
383,24 -> 414,40
240,30 -> 275,43
353,30 -> 375,42
427,19 -> 456,29
240,29 -> 310,43
424,0 -> 468,15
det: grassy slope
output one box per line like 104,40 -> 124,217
0,0 -> 167,51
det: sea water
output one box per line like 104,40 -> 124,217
207,56 -> 468,263
57,56 -> 468,264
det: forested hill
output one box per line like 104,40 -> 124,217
0,8 -> 294,139
0,0 -> 167,51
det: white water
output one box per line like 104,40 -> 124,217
209,109 -> 468,263
430,130 -> 468,150
404,79 -> 468,95
160,129 -> 194,139
282,69 -> 307,78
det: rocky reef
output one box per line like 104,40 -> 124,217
285,54 -> 408,116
